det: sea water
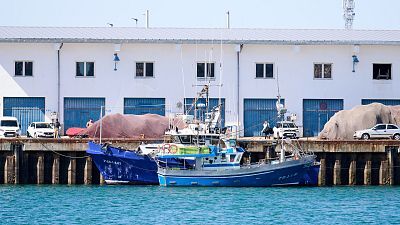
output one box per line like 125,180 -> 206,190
0,185 -> 399,224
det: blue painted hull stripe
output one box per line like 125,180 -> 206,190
203,163 -> 240,167
158,170 -> 274,179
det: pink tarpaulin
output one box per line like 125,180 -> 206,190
65,127 -> 86,137
82,113 -> 185,139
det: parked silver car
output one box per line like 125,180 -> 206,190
353,124 -> 400,140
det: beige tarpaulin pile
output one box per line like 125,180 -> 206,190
318,103 -> 400,140
83,113 -> 185,138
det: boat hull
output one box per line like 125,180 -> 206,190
87,142 -> 159,185
158,155 -> 319,187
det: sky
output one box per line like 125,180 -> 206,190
1,0 -> 400,30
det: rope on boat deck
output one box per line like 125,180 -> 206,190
40,143 -> 90,159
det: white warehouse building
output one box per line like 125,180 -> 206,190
0,27 -> 399,137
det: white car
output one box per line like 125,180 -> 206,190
27,122 -> 55,138
273,121 -> 300,139
353,124 -> 400,140
0,116 -> 21,137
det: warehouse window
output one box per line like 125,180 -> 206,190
314,63 -> 332,79
14,61 -> 33,76
136,62 -> 154,77
197,62 -> 215,79
76,62 -> 94,77
256,63 -> 274,78
373,64 -> 391,80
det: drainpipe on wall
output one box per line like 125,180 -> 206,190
54,43 -> 63,122
235,44 -> 243,137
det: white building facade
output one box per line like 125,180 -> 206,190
0,27 -> 399,136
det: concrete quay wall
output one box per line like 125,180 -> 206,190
0,138 -> 399,186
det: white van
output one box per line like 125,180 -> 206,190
273,121 -> 300,139
0,116 -> 21,137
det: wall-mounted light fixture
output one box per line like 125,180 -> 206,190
352,55 -> 359,72
113,44 -> 121,71
113,53 -> 120,71
352,45 -> 360,72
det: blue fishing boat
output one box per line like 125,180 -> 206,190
87,141 -> 199,184
157,140 -> 319,187
87,141 -> 159,184
86,84 -> 224,185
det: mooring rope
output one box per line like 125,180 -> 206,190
40,143 -> 90,159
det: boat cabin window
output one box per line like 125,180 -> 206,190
192,136 -> 205,145
178,135 -> 192,144
230,155 -> 236,162
221,153 -> 226,160
177,135 -> 221,145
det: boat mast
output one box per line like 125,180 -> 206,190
276,67 -> 286,162
99,105 -> 103,144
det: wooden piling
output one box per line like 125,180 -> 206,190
100,173 -> 105,185
84,157 -> 92,185
379,160 -> 389,185
37,154 -> 44,184
4,155 -> 15,184
387,148 -> 394,185
52,155 -> 60,184
333,159 -> 341,185
13,144 -> 21,184
318,158 -> 326,186
349,159 -> 356,185
364,160 -> 372,185
68,158 -> 76,185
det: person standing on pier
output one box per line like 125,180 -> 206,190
262,121 -> 270,139
54,119 -> 61,138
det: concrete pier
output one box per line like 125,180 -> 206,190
0,138 -> 399,186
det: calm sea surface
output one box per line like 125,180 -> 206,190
0,185 -> 399,225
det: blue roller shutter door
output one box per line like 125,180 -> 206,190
64,98 -> 105,130
303,99 -> 343,137
184,98 -> 225,127
361,99 -> 400,106
243,99 -> 284,137
3,97 -> 45,134
124,98 -> 165,116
